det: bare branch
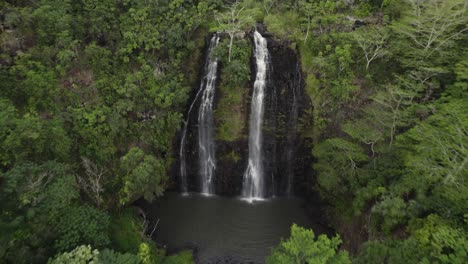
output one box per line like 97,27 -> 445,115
77,157 -> 106,207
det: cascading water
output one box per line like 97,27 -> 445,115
242,30 -> 270,201
179,35 -> 219,194
198,36 -> 219,195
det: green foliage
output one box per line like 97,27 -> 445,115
215,38 -> 251,86
353,26 -> 389,70
162,250 -> 195,264
277,0 -> 468,260
48,243 -> 189,264
1,0 -> 214,261
353,2 -> 373,17
48,245 -> 141,264
54,205 -> 110,251
120,148 -> 167,204
0,100 -> 71,167
110,209 -> 145,254
391,0 -> 467,63
48,245 -> 100,264
108,210 -> 168,262
99,249 -> 141,264
395,98 -> 467,220
5,115 -> 71,164
313,138 -> 368,203
1,162 -> 76,212
371,196 -> 409,234
32,0 -> 73,47
273,2 -> 359,147
68,106 -> 116,164
137,242 -> 166,264
267,224 -> 351,264
264,11 -> 301,39
451,53 -> 468,94
9,56 -> 60,111
0,161 -> 109,262
1,0 -> 468,262
214,38 -> 251,142
356,215 -> 468,263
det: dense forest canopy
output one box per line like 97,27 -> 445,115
0,0 -> 466,263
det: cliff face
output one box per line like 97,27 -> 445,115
173,29 -> 311,197
263,36 -> 308,196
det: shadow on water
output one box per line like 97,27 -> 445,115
138,192 -> 331,264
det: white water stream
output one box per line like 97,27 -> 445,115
242,31 -> 270,201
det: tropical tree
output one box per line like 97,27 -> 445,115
212,0 -> 255,62
120,148 -> 167,205
267,224 -> 351,264
353,26 -> 389,70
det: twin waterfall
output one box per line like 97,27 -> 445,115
179,35 -> 219,195
179,30 -> 299,201
242,31 -> 269,201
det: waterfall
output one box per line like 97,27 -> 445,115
179,35 -> 219,194
242,30 -> 270,201
198,36 -> 219,195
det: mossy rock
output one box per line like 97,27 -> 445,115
213,38 -> 251,142
221,150 -> 241,162
215,85 -> 246,142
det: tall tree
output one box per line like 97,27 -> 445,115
213,0 -> 255,62
353,26 -> 389,70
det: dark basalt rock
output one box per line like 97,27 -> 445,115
254,23 -> 267,34
262,33 -> 309,196
172,28 -> 312,197
352,19 -> 367,30
214,140 -> 248,196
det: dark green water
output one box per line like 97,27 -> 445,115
144,192 -> 326,264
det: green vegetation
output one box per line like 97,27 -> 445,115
48,245 -> 141,264
214,38 -> 251,142
109,209 -> 145,254
267,224 -> 351,264
0,0 -> 216,262
162,251 -> 195,264
261,0 -> 468,262
1,0 -> 467,263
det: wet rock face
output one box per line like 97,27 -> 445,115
263,37 -> 308,196
172,31 -> 311,197
214,140 -> 248,195
177,85 -> 248,196
170,34 -> 213,194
